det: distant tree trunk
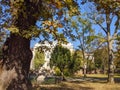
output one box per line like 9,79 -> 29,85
2,34 -> 33,90
103,65 -> 105,74
83,62 -> 87,78
61,72 -> 66,81
82,51 -> 87,78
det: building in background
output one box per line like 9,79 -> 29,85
30,41 -> 74,72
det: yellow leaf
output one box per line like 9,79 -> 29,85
8,27 -> 19,33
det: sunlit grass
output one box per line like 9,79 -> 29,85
61,81 -> 120,90
86,74 -> 107,78
86,74 -> 120,78
34,81 -> 120,90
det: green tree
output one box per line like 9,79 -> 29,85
34,50 -> 44,70
50,45 -> 71,78
65,16 -> 96,78
87,59 -> 95,73
94,46 -> 108,74
94,0 -> 120,83
82,0 -> 120,83
114,34 -> 120,72
0,0 -> 79,89
70,50 -> 82,74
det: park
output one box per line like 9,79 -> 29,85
0,0 -> 120,90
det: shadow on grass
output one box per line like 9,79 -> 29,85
35,86 -> 74,90
114,77 -> 120,83
34,86 -> 93,90
87,76 -> 120,83
70,75 -> 120,84
60,82 -> 93,90
68,77 -> 107,84
33,82 -> 94,90
32,75 -> 120,90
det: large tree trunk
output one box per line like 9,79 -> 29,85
107,40 -> 114,83
1,1 -> 38,89
0,0 -> 41,89
106,13 -> 115,83
1,34 -> 33,90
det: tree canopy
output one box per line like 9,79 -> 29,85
0,0 -> 80,89
0,0 -> 79,40
50,45 -> 82,76
0,0 -> 120,89
81,0 -> 120,83
50,45 -> 71,75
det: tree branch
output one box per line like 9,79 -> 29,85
113,15 -> 120,38
96,21 -> 107,35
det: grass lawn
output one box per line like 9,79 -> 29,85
33,74 -> 120,90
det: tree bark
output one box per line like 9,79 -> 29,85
2,34 -> 33,90
107,40 -> 114,83
106,13 -> 115,83
1,1 -> 38,89
0,0 -> 42,89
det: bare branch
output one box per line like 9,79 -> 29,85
96,21 -> 107,35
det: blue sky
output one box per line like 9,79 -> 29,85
0,1 -> 119,51
30,1 -> 101,49
30,1 -> 119,49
